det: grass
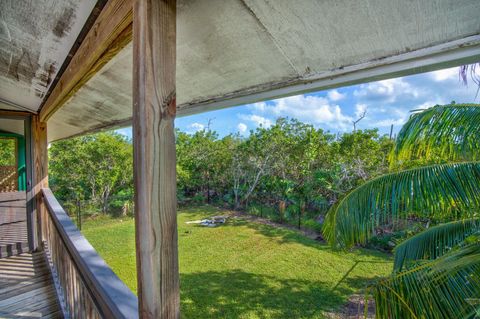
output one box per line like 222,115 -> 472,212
81,206 -> 392,319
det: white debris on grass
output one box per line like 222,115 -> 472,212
185,216 -> 228,227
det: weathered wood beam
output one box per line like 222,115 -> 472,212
39,0 -> 133,122
132,0 -> 179,318
31,115 -> 48,251
0,110 -> 33,118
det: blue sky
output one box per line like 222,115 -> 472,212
117,66 -> 479,138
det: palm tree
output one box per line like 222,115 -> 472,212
459,63 -> 480,98
323,103 -> 480,318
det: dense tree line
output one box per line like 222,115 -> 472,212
49,133 -> 133,218
49,118 -> 393,229
177,118 -> 393,226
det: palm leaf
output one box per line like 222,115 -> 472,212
393,218 -> 480,271
323,162 -> 480,248
393,104 -> 480,163
371,243 -> 480,319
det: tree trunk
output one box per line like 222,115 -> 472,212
278,200 -> 286,223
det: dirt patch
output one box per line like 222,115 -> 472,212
324,294 -> 375,319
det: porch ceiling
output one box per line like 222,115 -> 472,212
0,1 -> 479,141
0,0 -> 97,113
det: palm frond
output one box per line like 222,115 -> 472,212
371,244 -> 480,319
392,104 -> 480,163
323,162 -> 480,248
393,218 -> 480,271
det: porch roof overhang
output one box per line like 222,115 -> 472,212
0,0 -> 479,142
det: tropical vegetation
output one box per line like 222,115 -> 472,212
81,205 -> 392,318
0,137 -> 16,166
50,119 -> 394,234
324,103 -> 480,318
48,103 -> 480,318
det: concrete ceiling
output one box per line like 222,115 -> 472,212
0,0 -> 479,141
0,0 -> 96,112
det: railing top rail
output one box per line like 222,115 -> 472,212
42,187 -> 139,319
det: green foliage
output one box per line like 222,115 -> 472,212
372,243 -> 480,319
0,138 -> 15,166
393,103 -> 480,164
176,129 -> 236,204
51,118 -> 394,228
178,119 -> 393,228
324,162 -> 480,248
175,118 -> 394,230
322,103 -> 480,318
302,219 -> 323,233
393,218 -> 480,271
49,132 -> 132,214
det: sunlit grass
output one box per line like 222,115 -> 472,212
81,205 -> 392,319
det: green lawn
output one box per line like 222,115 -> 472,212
81,206 -> 392,319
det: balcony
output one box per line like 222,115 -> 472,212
0,189 -> 138,318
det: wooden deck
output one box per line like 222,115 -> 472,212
0,192 -> 28,258
0,192 -> 63,318
0,252 -> 63,318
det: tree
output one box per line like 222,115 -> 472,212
323,103 -> 480,318
49,132 -> 133,214
176,129 -> 235,204
231,125 -> 277,208
0,138 -> 15,166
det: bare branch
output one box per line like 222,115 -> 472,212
352,109 -> 367,132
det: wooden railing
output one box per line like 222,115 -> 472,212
40,188 -> 138,319
0,166 -> 17,192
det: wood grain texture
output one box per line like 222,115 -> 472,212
0,110 -> 32,118
39,0 -> 133,122
41,201 -> 99,318
0,194 -> 28,258
133,0 -> 179,317
32,115 -> 48,251
0,191 -> 26,203
0,252 -> 62,318
41,188 -> 138,318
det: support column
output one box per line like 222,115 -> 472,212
30,115 -> 48,251
132,0 -> 179,318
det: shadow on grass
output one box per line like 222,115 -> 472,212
180,269 -> 348,319
229,217 -> 390,259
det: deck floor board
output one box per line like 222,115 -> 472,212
0,252 -> 63,318
0,191 -> 28,258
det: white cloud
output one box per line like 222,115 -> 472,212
355,103 -> 367,118
250,102 -> 267,112
375,118 -> 407,128
430,67 -> 458,81
189,122 -> 204,131
246,95 -> 353,130
239,114 -> 273,128
237,123 -> 247,133
327,89 -> 346,101
353,78 -> 419,103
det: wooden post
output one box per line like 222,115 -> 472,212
132,0 -> 179,318
31,115 -> 48,250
